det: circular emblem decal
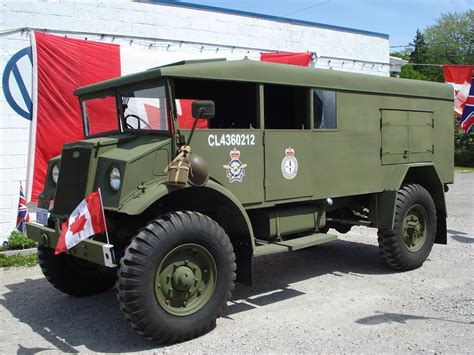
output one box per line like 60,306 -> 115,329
281,147 -> 298,179
73,151 -> 81,159
223,148 -> 247,183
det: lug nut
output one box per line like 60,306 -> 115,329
165,299 -> 170,305
183,301 -> 187,307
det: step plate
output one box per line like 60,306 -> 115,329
254,233 -> 337,256
274,233 -> 338,251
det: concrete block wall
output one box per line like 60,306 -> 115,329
0,0 -> 390,240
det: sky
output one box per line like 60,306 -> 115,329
170,0 -> 473,49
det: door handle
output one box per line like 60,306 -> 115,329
403,149 -> 409,159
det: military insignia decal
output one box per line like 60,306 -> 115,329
281,147 -> 298,179
223,148 -> 247,183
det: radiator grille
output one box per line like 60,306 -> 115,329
53,147 -> 92,216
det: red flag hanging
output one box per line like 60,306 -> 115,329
260,52 -> 312,67
443,65 -> 474,116
55,191 -> 107,255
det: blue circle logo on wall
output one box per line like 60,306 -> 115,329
2,46 -> 33,121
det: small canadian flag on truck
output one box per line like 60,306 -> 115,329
55,190 -> 107,255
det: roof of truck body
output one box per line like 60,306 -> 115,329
74,59 -> 453,100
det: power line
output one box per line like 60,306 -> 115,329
283,1 -> 331,16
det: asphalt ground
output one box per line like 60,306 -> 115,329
0,172 -> 473,353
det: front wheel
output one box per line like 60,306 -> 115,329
116,211 -> 236,343
37,245 -> 117,296
377,184 -> 437,271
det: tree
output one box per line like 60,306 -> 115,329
423,10 -> 474,82
409,29 -> 429,74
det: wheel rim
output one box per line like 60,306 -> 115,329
154,243 -> 217,316
402,204 -> 428,252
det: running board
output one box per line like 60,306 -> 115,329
254,233 -> 337,256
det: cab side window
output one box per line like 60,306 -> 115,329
314,89 -> 336,129
264,84 -> 309,129
173,78 -> 258,129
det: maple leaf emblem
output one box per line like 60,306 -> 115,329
70,214 -> 87,235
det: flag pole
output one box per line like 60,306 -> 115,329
97,187 -> 110,245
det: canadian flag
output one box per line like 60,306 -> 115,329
55,191 -> 107,255
443,65 -> 474,116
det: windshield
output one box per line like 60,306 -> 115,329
81,83 -> 170,136
82,96 -> 119,136
120,85 -> 169,132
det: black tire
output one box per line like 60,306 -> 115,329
377,184 -> 437,271
116,211 -> 236,343
37,245 -> 117,296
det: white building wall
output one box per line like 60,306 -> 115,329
0,0 -> 390,240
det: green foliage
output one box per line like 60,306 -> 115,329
4,231 -> 37,250
454,122 -> 474,167
399,65 -> 431,81
0,254 -> 38,268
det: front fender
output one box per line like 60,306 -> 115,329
117,180 -> 255,244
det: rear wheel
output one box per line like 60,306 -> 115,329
37,245 -> 117,296
116,211 -> 236,343
377,184 -> 437,270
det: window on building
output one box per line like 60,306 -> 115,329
264,84 -> 309,129
314,89 -> 336,129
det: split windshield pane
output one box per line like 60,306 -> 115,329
82,96 -> 119,136
120,85 -> 169,131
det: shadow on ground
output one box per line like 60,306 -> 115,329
447,229 -> 474,244
355,311 -> 472,326
1,238 -> 392,353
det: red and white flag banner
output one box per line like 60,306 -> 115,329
55,191 -> 106,255
260,52 -> 312,67
443,65 -> 474,116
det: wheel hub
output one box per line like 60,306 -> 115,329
403,204 -> 428,252
154,243 -> 216,316
172,266 -> 195,291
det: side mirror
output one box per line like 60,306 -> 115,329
192,100 -> 215,120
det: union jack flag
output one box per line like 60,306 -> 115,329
16,183 -> 30,232
460,78 -> 474,134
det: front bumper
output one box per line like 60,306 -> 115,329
25,221 -> 117,268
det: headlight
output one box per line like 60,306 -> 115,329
52,163 -> 60,184
109,166 -> 121,191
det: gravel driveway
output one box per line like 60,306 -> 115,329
1,172 -> 473,353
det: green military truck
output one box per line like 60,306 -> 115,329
26,59 -> 454,343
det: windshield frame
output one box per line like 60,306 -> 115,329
79,79 -> 174,138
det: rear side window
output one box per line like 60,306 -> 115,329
314,90 -> 336,129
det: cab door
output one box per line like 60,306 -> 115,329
264,131 -> 313,202
262,84 -> 313,202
